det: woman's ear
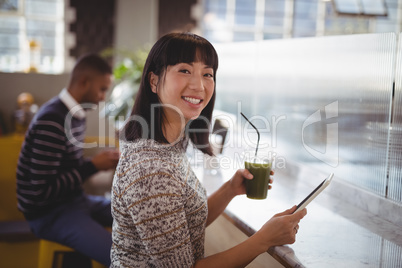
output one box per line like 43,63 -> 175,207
148,72 -> 158,93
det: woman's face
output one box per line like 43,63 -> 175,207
150,61 -> 215,125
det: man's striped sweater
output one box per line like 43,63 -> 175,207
16,95 -> 98,220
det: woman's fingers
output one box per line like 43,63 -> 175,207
274,206 -> 297,217
241,169 -> 253,180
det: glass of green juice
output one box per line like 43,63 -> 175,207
244,151 -> 272,200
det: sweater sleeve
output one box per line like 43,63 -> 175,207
77,158 -> 98,180
122,171 -> 195,267
20,115 -> 97,203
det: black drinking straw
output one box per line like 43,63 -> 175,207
240,112 -> 260,157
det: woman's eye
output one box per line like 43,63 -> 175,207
204,73 -> 214,78
179,69 -> 190,74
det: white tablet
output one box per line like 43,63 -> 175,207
294,173 -> 334,213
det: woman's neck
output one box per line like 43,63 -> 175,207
162,120 -> 186,144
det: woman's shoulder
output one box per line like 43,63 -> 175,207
116,139 -> 186,179
120,138 -> 188,159
120,138 -> 175,160
113,139 -> 187,198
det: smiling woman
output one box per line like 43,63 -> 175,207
111,32 -> 306,268
122,32 -> 218,155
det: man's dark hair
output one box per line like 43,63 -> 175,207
69,53 -> 112,85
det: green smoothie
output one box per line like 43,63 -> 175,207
244,161 -> 271,199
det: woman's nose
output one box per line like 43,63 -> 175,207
189,74 -> 204,91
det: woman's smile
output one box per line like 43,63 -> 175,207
182,96 -> 203,105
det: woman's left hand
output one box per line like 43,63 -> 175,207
228,169 -> 274,197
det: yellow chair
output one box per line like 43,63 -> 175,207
0,135 -> 39,268
0,135 -> 110,268
38,239 -> 106,268
0,135 -> 25,221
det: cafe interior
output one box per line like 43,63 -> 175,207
1,0 -> 402,267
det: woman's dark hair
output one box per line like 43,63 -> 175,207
122,32 -> 218,156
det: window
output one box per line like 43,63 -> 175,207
235,0 -> 256,26
333,0 -> 387,16
293,0 -> 318,37
202,0 -> 288,42
201,0 -> 399,43
0,0 -> 64,73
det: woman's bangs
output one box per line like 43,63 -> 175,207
165,37 -> 218,71
195,44 -> 218,71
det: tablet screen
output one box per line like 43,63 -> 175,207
294,173 -> 333,213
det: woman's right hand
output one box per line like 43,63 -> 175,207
253,206 -> 307,251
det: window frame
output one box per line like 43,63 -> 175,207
0,0 -> 65,73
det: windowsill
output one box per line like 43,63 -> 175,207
192,149 -> 402,267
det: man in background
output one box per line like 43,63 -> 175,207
16,54 -> 119,266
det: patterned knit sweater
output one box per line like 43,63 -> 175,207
111,138 -> 208,267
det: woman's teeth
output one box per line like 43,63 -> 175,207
183,97 -> 201,104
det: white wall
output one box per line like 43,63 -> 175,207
114,0 -> 158,63
0,72 -> 70,134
